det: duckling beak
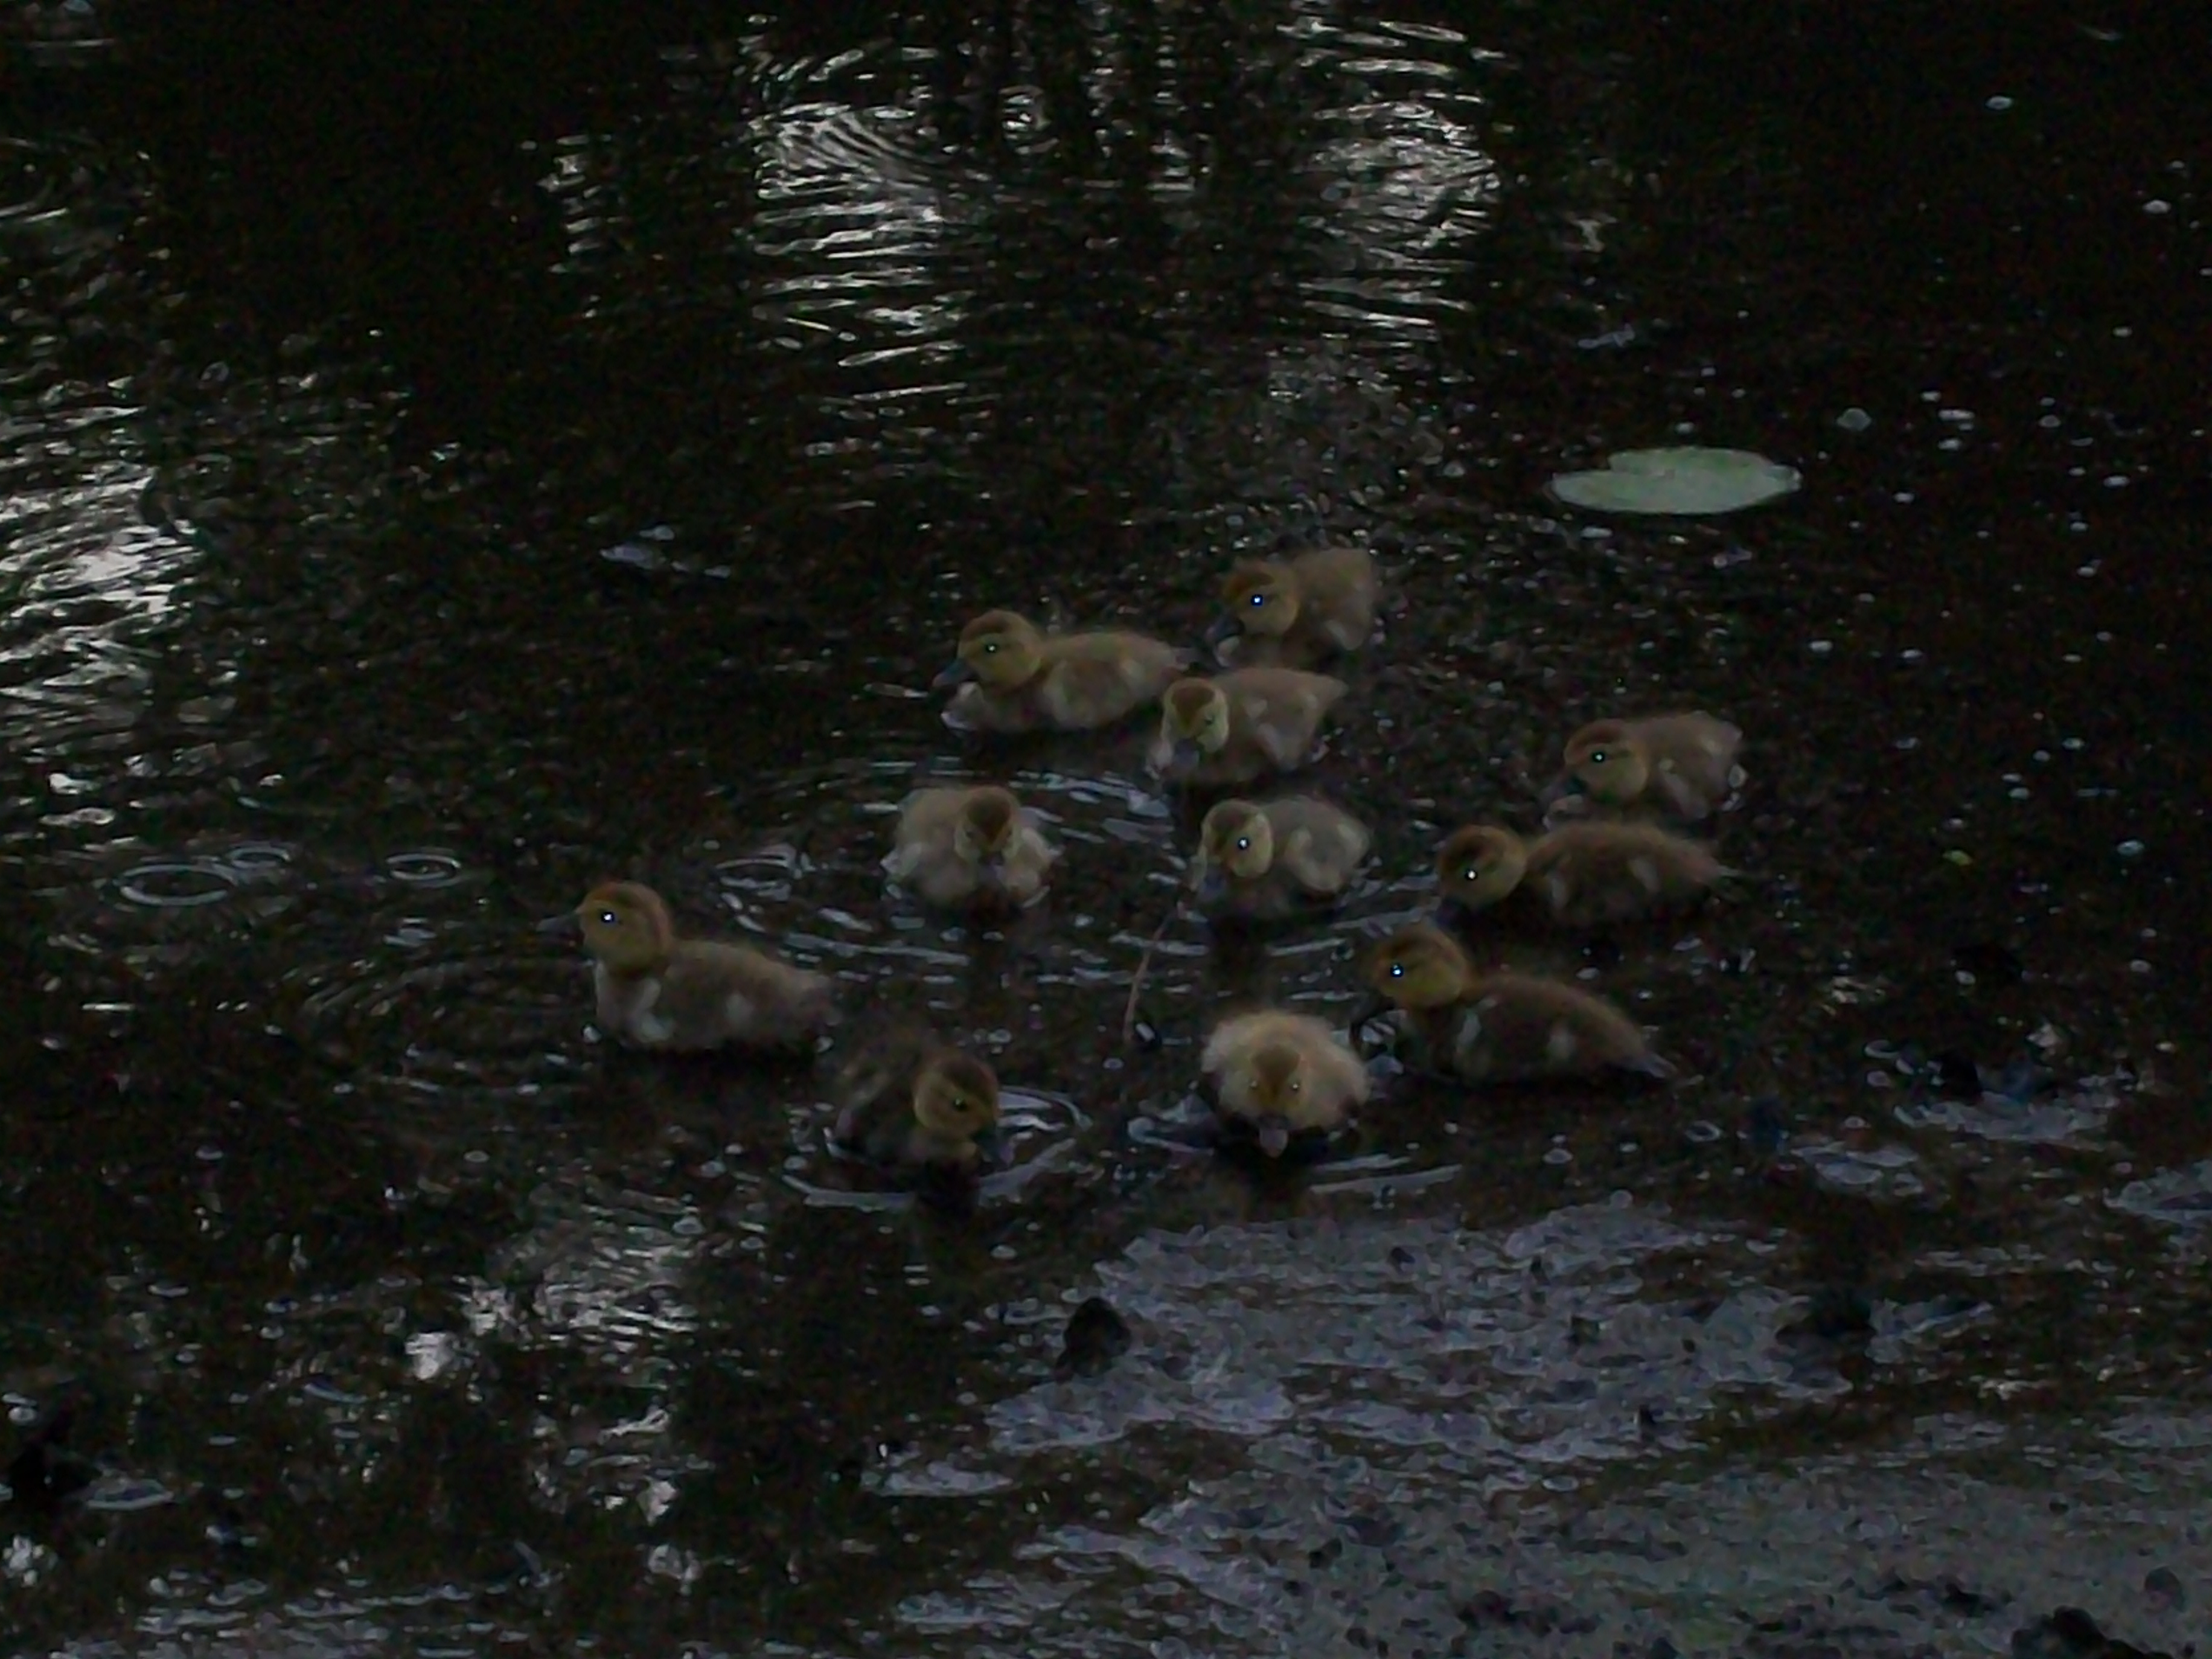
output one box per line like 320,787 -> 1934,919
1535,771 -> 1586,812
931,659 -> 977,689
1349,994 -> 1398,1051
1201,612 -> 1241,651
1161,738 -> 1204,778
1256,1115 -> 1291,1159
1433,897 -> 1472,934
535,910 -> 581,939
1192,868 -> 1228,908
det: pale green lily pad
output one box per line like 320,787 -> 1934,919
1549,446 -> 1800,516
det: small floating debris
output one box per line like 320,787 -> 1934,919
1549,447 -> 1801,517
1052,1296 -> 1132,1381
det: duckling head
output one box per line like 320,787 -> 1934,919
574,881 -> 677,976
1363,922 -> 1477,1011
1197,799 -> 1275,887
1154,679 -> 1232,778
912,1050 -> 1002,1156
1435,825 -> 1527,923
951,786 -> 1022,886
935,610 -> 1044,691
1556,720 -> 1650,807
1209,559 -> 1300,646
1238,1040 -> 1307,1158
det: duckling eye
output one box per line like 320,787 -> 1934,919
1248,593 -> 1267,608
598,909 -> 620,926
1389,961 -> 1405,979
982,641 -> 999,654
1588,749 -> 1609,765
1235,836 -> 1251,852
1461,866 -> 1479,882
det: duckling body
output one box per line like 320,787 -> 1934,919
1210,546 -> 1378,668
1437,821 -> 1729,932
936,609 -> 1188,734
1147,668 -> 1347,789
1195,795 -> 1371,921
831,1026 -> 1002,1178
1540,711 -> 1743,825
1363,923 -> 1672,1084
884,784 -> 1058,912
1200,1008 -> 1371,1157
568,881 -> 834,1054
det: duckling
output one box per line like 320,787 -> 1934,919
831,1027 -> 1002,1180
1539,711 -> 1743,825
1436,821 -> 1730,932
564,880 -> 834,1053
1360,922 -> 1673,1084
1194,795 -> 1371,921
935,609 -> 1189,734
1207,545 -> 1378,667
1147,668 -> 1347,789
1200,1008 -> 1371,1158
884,783 -> 1058,912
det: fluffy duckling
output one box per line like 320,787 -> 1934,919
884,783 -> 1058,912
1147,668 -> 1347,789
935,609 -> 1188,734
1360,922 -> 1673,1084
1207,545 -> 1378,667
1200,1008 -> 1371,1158
1436,821 -> 1730,931
1539,711 -> 1743,824
1194,796 -> 1371,921
831,1028 -> 1002,1180
564,880 -> 834,1053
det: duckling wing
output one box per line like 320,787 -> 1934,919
1461,976 -> 1660,1080
1040,635 -> 1185,726
1524,825 -> 1669,925
1302,1028 -> 1373,1111
672,943 -> 833,1049
1266,800 -> 1370,895
1235,673 -> 1346,767
1451,981 -> 1596,1081
647,950 -> 764,1049
1643,715 -> 1743,812
1302,548 -> 1378,647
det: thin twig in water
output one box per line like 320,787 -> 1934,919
1120,900 -> 1184,1046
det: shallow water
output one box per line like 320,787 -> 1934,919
4,1 -> 2210,1654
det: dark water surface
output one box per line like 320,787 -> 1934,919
4,2 -> 2210,1653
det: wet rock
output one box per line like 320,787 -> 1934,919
1051,1295 -> 1132,1381
1744,1098 -> 1790,1159
1456,1588 -> 1597,1636
1954,940 -> 2025,983
1932,1050 -> 1982,1096
1876,1571 -> 2007,1618
1986,1059 -> 2056,1103
2011,1606 -> 2172,1659
2141,1567 -> 2184,1612
5,1383 -> 96,1512
1785,1283 -> 1876,1341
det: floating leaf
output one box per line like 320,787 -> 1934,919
1549,447 -> 1800,516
